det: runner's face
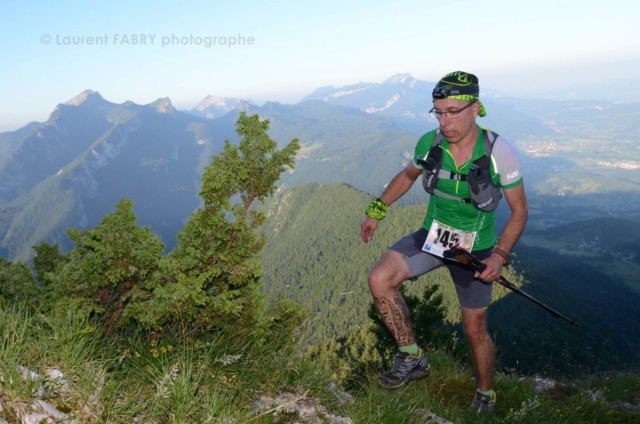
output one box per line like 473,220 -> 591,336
433,98 -> 478,144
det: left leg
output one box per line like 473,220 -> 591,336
447,248 -> 495,390
461,307 -> 495,391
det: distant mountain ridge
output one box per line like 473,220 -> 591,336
301,73 -> 436,135
0,90 -> 118,203
0,88 -> 425,261
303,73 -> 431,112
0,90 -> 231,260
301,72 -> 563,139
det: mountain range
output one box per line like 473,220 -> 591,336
0,90 -> 231,259
0,74 -> 638,263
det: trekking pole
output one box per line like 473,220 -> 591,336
443,245 -> 580,327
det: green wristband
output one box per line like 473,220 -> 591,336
365,198 -> 388,220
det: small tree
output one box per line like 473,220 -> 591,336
48,199 -> 165,333
127,112 -> 300,335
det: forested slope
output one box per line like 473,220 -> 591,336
261,183 -> 640,374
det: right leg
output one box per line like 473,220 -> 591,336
368,250 -> 415,346
368,230 -> 442,388
368,249 -> 429,388
368,228 -> 443,346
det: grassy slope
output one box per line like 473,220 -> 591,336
1,302 -> 638,423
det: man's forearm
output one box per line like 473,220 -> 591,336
496,209 -> 527,253
379,166 -> 420,206
496,184 -> 528,255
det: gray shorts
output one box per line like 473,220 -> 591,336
389,228 -> 493,309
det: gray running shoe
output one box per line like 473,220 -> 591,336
471,390 -> 496,415
377,350 -> 429,388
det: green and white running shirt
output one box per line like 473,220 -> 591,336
413,126 -> 523,251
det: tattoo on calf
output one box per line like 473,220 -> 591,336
374,291 -> 415,346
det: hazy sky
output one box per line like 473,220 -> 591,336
1,0 -> 639,131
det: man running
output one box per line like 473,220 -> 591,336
360,71 -> 528,415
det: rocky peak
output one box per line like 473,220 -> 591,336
151,97 -> 175,113
63,90 -> 105,106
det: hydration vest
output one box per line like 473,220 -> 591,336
417,129 -> 502,212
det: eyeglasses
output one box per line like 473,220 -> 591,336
429,101 -> 476,120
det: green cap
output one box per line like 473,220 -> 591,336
433,71 -> 486,117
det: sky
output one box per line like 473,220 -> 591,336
1,0 -> 639,131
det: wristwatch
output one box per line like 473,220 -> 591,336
492,247 -> 509,266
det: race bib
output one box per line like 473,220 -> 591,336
422,220 -> 477,258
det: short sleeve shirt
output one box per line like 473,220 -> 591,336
413,126 -> 523,250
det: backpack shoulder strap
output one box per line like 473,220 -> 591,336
482,129 -> 499,157
432,129 -> 444,148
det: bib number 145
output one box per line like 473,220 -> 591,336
433,228 -> 460,248
422,220 -> 476,258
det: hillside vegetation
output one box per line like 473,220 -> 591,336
260,183 -> 640,376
